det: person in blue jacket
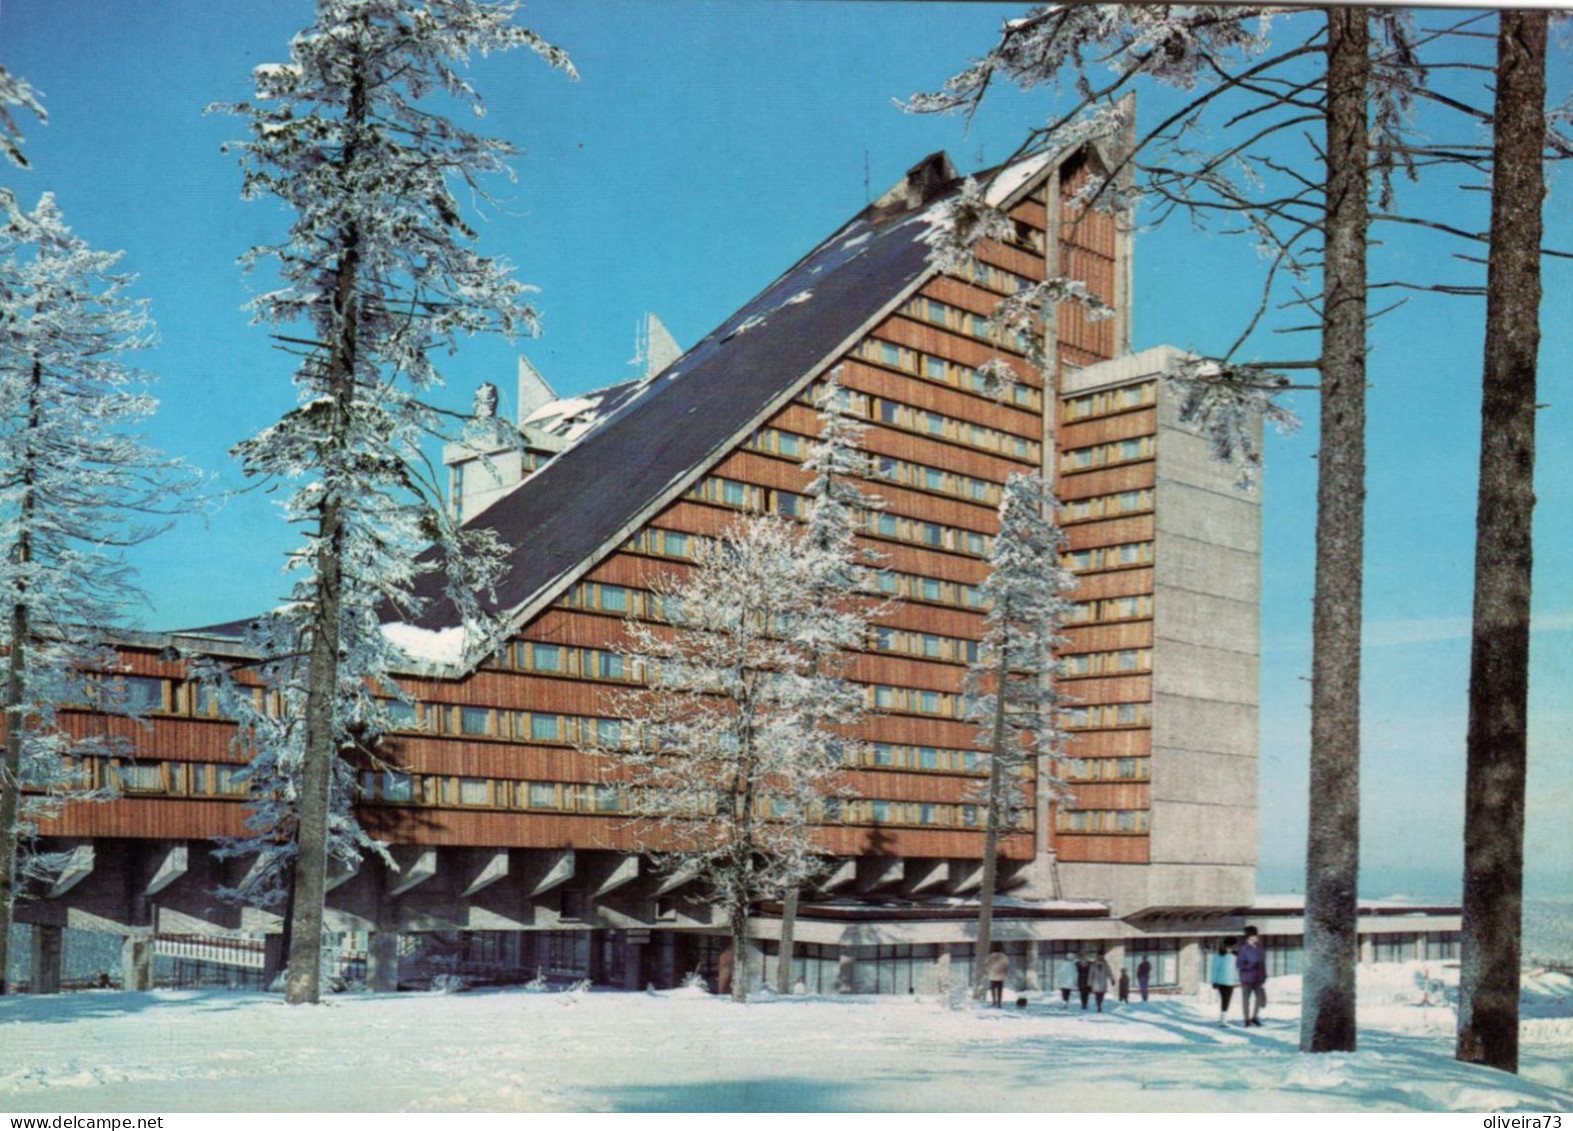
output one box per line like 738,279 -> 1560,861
1209,940 -> 1240,1025
1235,926 -> 1268,1027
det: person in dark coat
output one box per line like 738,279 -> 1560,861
1117,967 -> 1130,1004
1076,953 -> 1093,1010
1088,953 -> 1113,1012
1236,926 -> 1267,1027
1136,956 -> 1152,1002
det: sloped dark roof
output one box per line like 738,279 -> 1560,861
403,158 -> 977,633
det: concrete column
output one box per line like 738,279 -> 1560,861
1414,935 -> 1427,962
367,930 -> 400,992
262,933 -> 287,987
1023,940 -> 1041,991
1178,938 -> 1204,995
30,924 -> 63,994
121,934 -> 155,992
1359,934 -> 1374,966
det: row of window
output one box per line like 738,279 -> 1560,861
619,526 -> 995,615
1055,808 -> 1150,835
1062,380 -> 1157,423
1061,487 -> 1155,524
853,337 -> 1041,410
1066,593 -> 1154,625
872,626 -> 978,666
72,675 -> 265,721
953,257 -> 1034,297
485,641 -> 637,683
805,380 -> 1041,462
1060,435 -> 1155,474
1062,702 -> 1152,730
747,424 -> 1008,508
868,684 -> 968,720
898,296 -> 1035,355
683,474 -> 998,560
867,741 -> 986,775
1059,648 -> 1153,678
1062,756 -> 1151,783
1064,541 -> 1153,573
377,699 -> 630,748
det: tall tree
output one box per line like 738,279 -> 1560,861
910,4 -> 1419,1050
0,64 -> 45,209
776,372 -> 882,995
598,515 -> 863,1002
214,0 -> 573,1005
0,195 -> 195,993
1456,8 -> 1549,1076
964,471 -> 1076,997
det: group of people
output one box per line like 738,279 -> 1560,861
1209,925 -> 1268,1027
980,945 -> 1151,1012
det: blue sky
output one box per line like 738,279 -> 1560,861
3,1 -> 1569,896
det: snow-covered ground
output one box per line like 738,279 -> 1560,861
1,963 -> 1569,1113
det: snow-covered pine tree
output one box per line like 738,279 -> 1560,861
911,4 -> 1437,1050
773,371 -> 884,994
0,194 -> 196,993
0,65 -> 45,218
592,514 -> 862,1003
211,0 -> 573,1005
964,471 -> 1076,998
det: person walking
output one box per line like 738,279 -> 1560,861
1117,967 -> 1130,1004
1056,954 -> 1078,1010
1210,940 -> 1240,1026
1136,956 -> 1152,1002
1088,953 -> 1112,1012
1076,953 -> 1093,1010
984,944 -> 1012,1008
1236,926 -> 1267,1027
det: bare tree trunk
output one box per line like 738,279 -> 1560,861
776,887 -> 798,995
1456,8 -> 1546,1076
282,51 -> 366,1008
973,648 -> 1010,1000
1301,5 -> 1369,1055
0,601 -> 26,996
729,900 -> 749,1004
0,359 -> 43,995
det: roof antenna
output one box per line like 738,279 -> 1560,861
863,148 -> 871,203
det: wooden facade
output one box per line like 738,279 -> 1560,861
34,150 -> 1162,884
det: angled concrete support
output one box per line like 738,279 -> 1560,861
856,856 -> 903,893
591,855 -> 639,898
325,858 -> 360,893
48,843 -> 94,898
903,859 -> 950,897
522,850 -> 575,897
461,850 -> 510,898
146,843 -> 189,897
949,860 -> 985,895
818,858 -> 856,893
388,848 -> 438,897
652,864 -> 698,898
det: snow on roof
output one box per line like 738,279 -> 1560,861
381,622 -> 471,666
985,150 -> 1057,207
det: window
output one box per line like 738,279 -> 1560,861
385,700 -> 418,730
457,777 -> 489,806
530,714 -> 560,742
216,766 -> 249,796
531,644 -> 561,672
528,783 -> 559,808
596,652 -> 624,680
121,676 -> 166,714
721,480 -> 747,507
600,586 -> 627,613
115,762 -> 163,792
663,531 -> 689,557
382,772 -> 414,802
596,719 -> 622,747
460,706 -> 491,736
